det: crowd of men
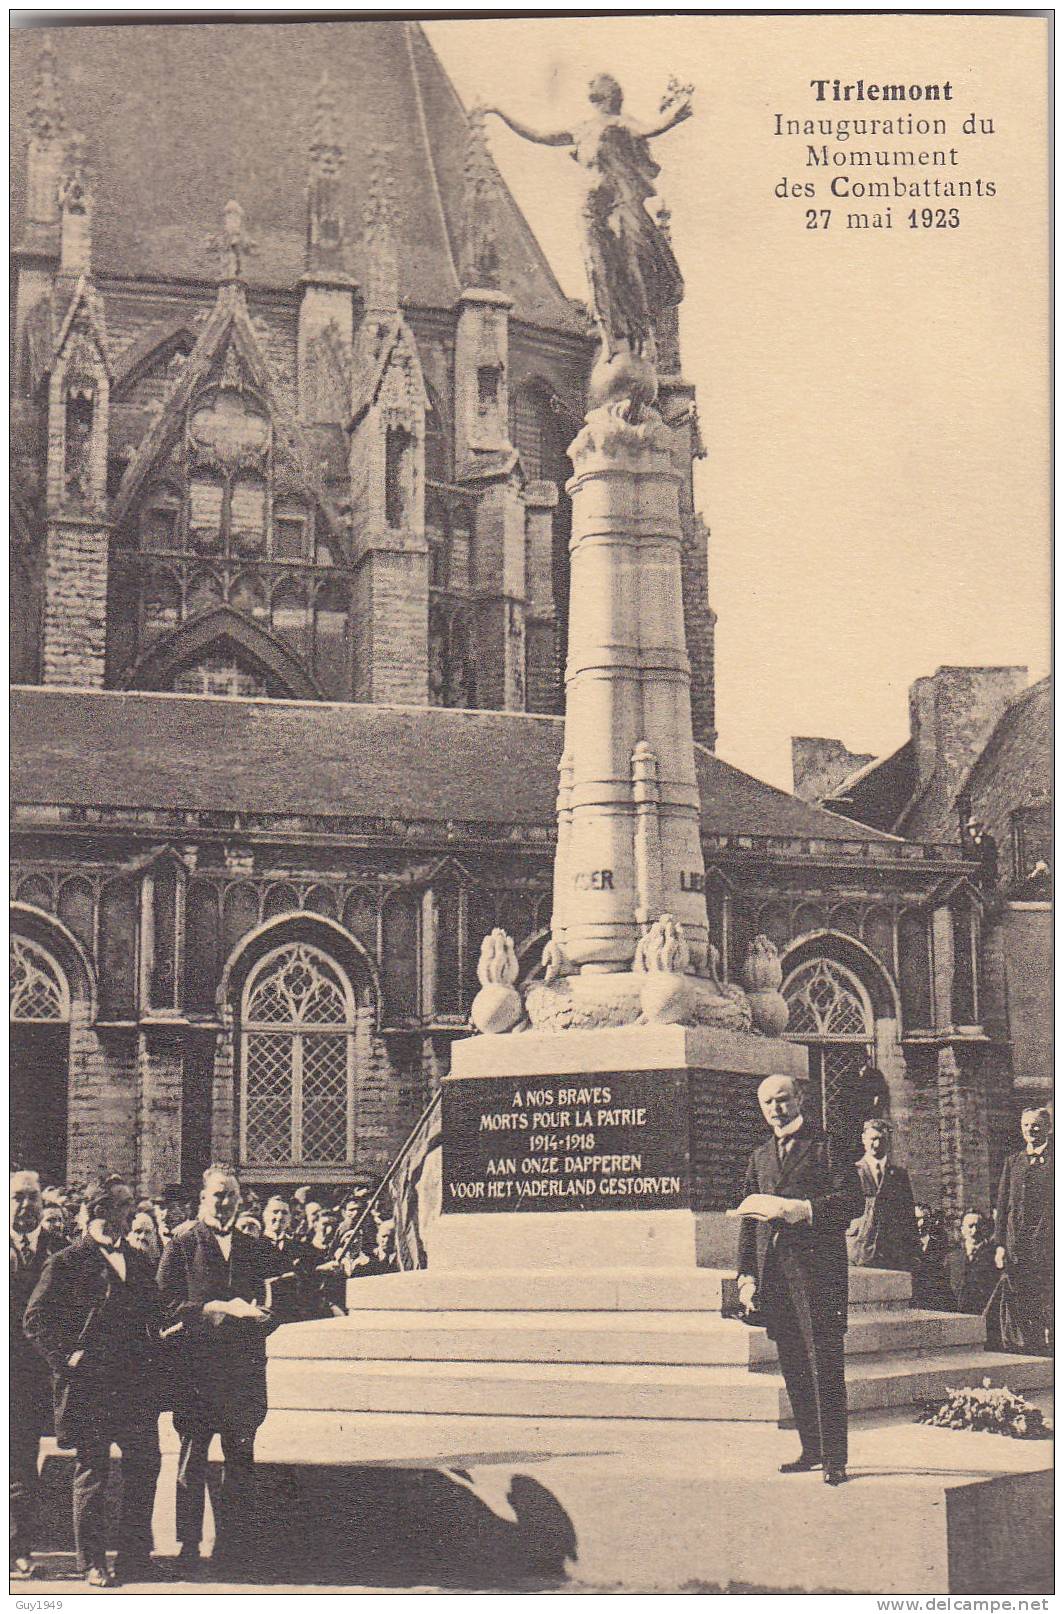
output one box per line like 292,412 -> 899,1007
735,1088 -> 1053,1489
9,1101 -> 1052,1577
10,1166 -> 395,1586
843,1109 -> 1055,1348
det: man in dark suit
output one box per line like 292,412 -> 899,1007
948,1210 -> 999,1321
157,1164 -> 278,1575
23,1178 -> 164,1588
10,1171 -> 54,1580
736,1074 -> 863,1486
292,1206 -> 347,1319
261,1196 -> 296,1267
911,1203 -> 956,1311
846,1119 -> 920,1274
993,1107 -> 1053,1354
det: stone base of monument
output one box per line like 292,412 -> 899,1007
257,1023 -> 1051,1590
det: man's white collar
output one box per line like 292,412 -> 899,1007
773,1114 -> 804,1141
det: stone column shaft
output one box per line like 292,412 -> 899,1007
559,414 -> 708,971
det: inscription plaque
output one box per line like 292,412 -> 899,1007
442,1069 -> 690,1214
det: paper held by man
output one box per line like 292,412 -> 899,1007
727,1192 -> 809,1223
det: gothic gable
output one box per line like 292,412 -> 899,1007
53,274 -> 111,378
122,604 -> 324,701
351,314 -> 428,432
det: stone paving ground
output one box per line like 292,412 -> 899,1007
13,1399 -> 1052,1597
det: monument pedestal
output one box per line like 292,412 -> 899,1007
431,1024 -> 806,1274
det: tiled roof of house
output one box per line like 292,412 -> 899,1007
10,20 -> 583,336
11,686 -> 898,844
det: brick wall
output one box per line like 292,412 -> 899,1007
906,666 -> 1028,840
68,1018 -> 138,1185
42,522 -> 109,687
1001,905 -> 1052,1097
352,544 -> 429,704
936,1044 -> 990,1227
137,1029 -> 184,1193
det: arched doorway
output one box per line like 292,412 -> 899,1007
782,957 -> 875,1147
10,934 -> 71,1182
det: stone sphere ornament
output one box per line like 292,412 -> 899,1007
470,928 -> 524,1035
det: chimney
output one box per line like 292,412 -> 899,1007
909,666 -> 1028,794
791,737 -> 877,804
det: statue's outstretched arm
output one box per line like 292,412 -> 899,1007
640,100 -> 694,140
481,106 -> 573,147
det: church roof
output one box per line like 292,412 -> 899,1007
10,20 -> 583,336
11,687 -> 899,847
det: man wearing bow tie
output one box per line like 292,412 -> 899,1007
10,1171 -> 54,1580
846,1119 -> 920,1276
23,1178 -> 164,1587
157,1164 -> 279,1576
993,1108 -> 1054,1354
736,1075 -> 863,1486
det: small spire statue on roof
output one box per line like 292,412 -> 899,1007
310,70 -> 345,179
362,145 -> 399,312
58,131 -> 91,217
461,106 -> 501,290
29,34 -> 65,144
207,198 -> 258,282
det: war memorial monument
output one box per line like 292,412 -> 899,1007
260,77 -> 1051,1595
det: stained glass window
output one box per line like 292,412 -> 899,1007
240,943 -> 355,1168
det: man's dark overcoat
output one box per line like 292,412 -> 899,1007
737,1122 -> 863,1340
948,1242 -> 999,1318
22,1235 -> 163,1448
846,1159 -> 920,1273
11,1235 -> 53,1421
157,1220 -> 279,1435
993,1144 -> 1053,1352
994,1146 -> 1053,1288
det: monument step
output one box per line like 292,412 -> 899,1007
272,1305 -> 985,1369
268,1345 -> 1051,1424
344,1264 -> 912,1315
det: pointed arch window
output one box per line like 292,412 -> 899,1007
64,384 -> 95,498
426,496 -> 450,589
10,936 -> 70,1023
385,425 -> 413,529
784,959 -> 872,1039
511,386 -> 549,480
240,942 -> 356,1168
424,389 -> 448,483
782,957 -> 875,1141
